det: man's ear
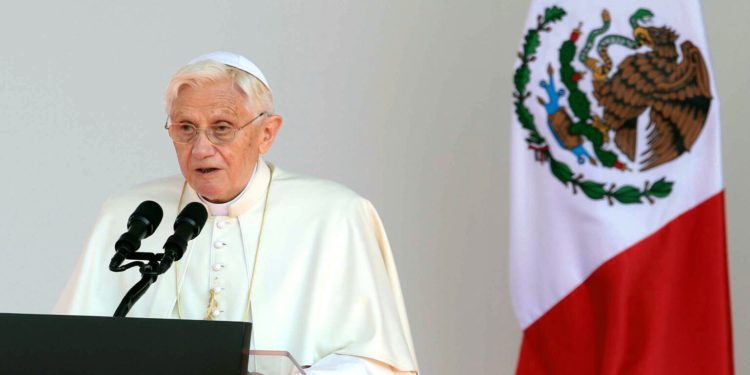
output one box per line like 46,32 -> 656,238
259,114 -> 283,154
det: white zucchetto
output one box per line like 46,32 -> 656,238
188,51 -> 271,91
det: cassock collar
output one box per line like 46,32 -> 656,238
184,158 -> 271,218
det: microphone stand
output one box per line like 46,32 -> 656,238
110,251 -> 171,318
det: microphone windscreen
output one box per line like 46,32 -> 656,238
130,200 -> 164,236
176,202 -> 208,233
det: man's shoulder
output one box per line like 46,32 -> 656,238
102,175 -> 185,212
271,167 -> 370,215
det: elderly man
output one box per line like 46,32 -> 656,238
56,51 -> 419,374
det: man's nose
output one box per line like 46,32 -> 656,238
191,131 -> 217,158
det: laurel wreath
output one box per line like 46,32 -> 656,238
512,6 -> 673,205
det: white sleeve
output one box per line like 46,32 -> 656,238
304,354 -> 417,374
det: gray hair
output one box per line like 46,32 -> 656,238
165,60 -> 274,115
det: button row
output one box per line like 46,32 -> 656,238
208,218 -> 234,320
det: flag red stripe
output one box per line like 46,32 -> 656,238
516,192 -> 734,374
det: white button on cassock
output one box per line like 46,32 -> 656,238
213,241 -> 227,249
213,286 -> 223,294
211,310 -> 223,318
212,263 -> 224,272
216,221 -> 229,229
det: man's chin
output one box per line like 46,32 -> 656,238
189,181 -> 228,203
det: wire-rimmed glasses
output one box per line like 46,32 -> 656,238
165,112 -> 267,145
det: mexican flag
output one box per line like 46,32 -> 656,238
509,1 -> 733,373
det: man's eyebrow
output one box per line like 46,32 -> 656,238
170,107 -> 239,122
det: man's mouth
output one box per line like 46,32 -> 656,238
196,168 -> 220,175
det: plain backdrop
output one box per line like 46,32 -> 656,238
0,1 -> 746,374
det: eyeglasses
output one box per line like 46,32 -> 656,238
164,112 -> 267,145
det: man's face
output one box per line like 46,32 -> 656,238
169,79 -> 276,203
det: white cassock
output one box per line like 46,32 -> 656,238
55,159 -> 419,374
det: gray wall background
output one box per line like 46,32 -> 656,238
0,1 -> 746,373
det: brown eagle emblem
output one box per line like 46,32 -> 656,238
583,9 -> 712,171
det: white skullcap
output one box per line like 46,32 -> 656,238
188,51 -> 271,91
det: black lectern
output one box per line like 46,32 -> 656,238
0,313 -> 251,375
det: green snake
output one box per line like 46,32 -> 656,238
579,8 -> 654,79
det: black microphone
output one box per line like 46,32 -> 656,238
157,202 -> 208,274
110,201 -> 164,270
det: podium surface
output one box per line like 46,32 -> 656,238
0,313 -> 251,375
